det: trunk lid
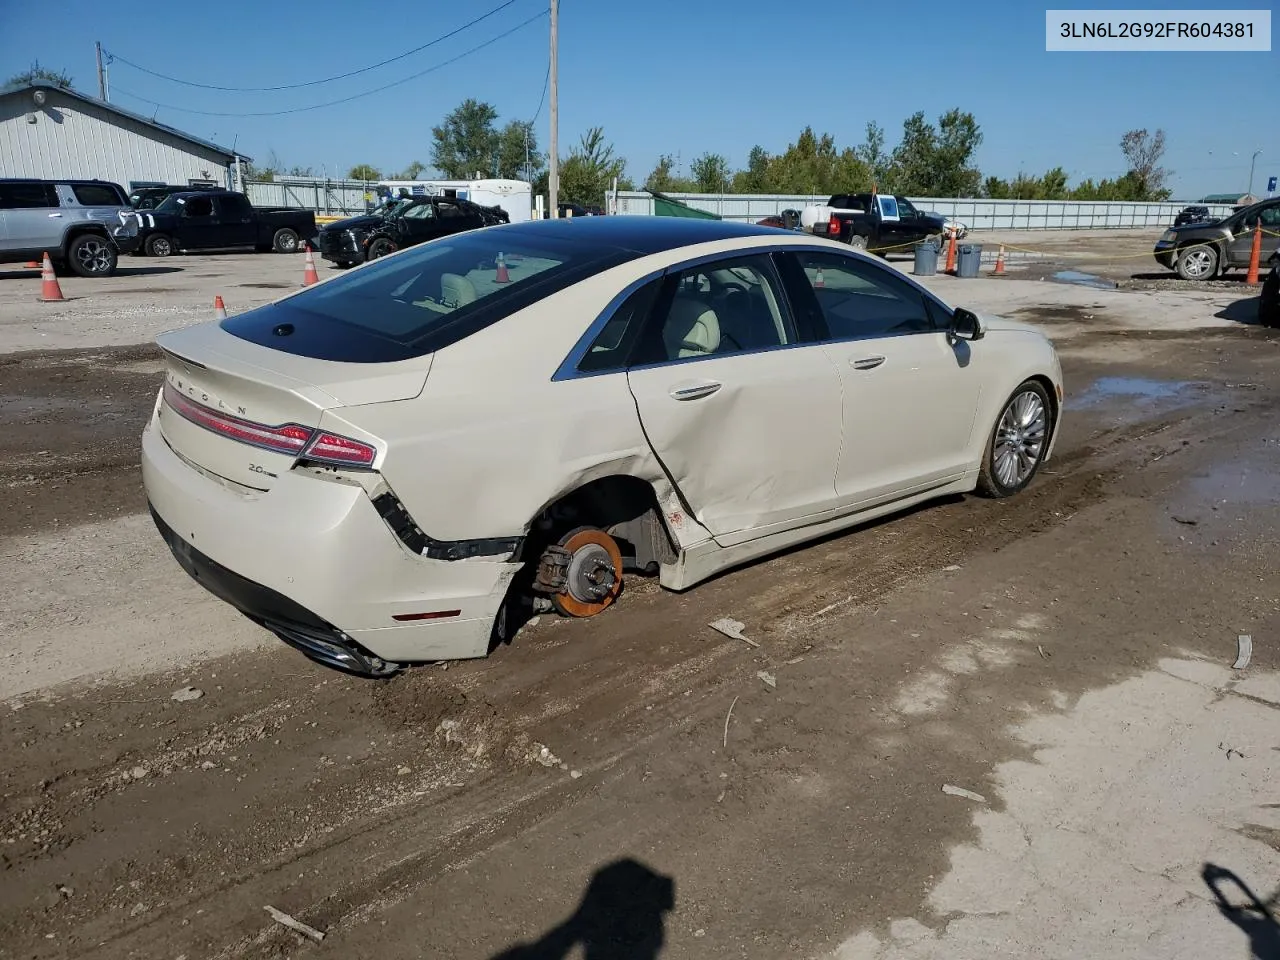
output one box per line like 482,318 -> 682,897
155,322 -> 430,491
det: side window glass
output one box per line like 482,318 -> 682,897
183,196 -> 214,218
647,255 -> 795,363
576,280 -> 661,374
0,183 -> 57,209
795,252 -> 935,340
71,184 -> 122,206
1259,206 -> 1280,227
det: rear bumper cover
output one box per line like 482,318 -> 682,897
141,408 -> 518,668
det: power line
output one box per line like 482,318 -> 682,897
112,11 -> 548,119
531,61 -> 550,126
104,0 -> 523,93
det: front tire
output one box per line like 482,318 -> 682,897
1175,244 -> 1218,281
366,238 -> 396,261
67,234 -> 118,277
977,381 -> 1053,498
272,228 -> 299,253
145,234 -> 174,258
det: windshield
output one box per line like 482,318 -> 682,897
372,198 -> 410,217
221,230 -> 638,362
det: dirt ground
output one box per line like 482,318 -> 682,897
1,235 -> 1279,960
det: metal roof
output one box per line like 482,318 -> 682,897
0,82 -> 251,163
1199,192 -> 1255,203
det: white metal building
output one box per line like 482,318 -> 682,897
0,82 -> 247,192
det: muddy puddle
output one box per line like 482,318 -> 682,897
1068,376 -> 1211,409
1051,269 -> 1119,290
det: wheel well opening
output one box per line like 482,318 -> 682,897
1028,374 -> 1061,441
520,475 -> 678,574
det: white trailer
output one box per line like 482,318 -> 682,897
377,178 -> 533,223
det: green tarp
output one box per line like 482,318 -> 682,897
649,190 -> 721,220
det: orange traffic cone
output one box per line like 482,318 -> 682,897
1246,220 -> 1262,284
944,230 -> 958,274
302,246 -> 319,287
24,260 -> 40,268
214,294 -> 228,320
38,252 -> 65,302
993,244 -> 1006,275
495,252 -> 510,284
814,266 -> 825,288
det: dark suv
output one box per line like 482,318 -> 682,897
1172,205 -> 1213,227
0,178 -> 140,276
1153,197 -> 1280,280
129,184 -> 221,210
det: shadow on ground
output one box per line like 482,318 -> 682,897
1203,863 -> 1280,960
1216,296 -> 1261,325
489,859 -> 675,960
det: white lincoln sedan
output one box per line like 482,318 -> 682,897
141,217 -> 1063,677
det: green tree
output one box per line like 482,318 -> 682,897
731,146 -> 772,193
431,99 -> 500,179
888,109 -> 982,196
393,160 -> 427,179
690,152 -> 731,193
1120,128 -> 1171,200
497,120 -> 542,181
1039,166 -> 1070,200
348,164 -> 382,181
557,127 -> 631,205
765,127 -> 869,195
645,154 -> 693,193
982,176 -> 1011,199
7,61 -> 72,88
856,122 -> 891,190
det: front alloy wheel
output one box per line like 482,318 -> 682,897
68,235 -> 118,276
977,381 -> 1052,498
1176,244 -> 1218,281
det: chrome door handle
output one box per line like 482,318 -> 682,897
48,213 -> 63,218
669,380 -> 722,401
850,355 -> 886,370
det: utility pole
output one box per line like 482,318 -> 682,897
548,0 -> 559,217
95,42 -> 107,101
1248,149 -> 1262,199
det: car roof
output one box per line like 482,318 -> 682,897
502,215 -> 797,254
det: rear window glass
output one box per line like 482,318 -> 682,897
0,183 -> 57,209
221,230 -> 639,362
71,184 -> 124,206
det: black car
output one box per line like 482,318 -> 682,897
1260,251 -> 1279,328
129,184 -> 220,210
315,195 -> 508,268
1172,205 -> 1213,227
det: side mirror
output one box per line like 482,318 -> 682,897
949,307 -> 984,342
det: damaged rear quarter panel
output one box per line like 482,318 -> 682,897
333,263 -> 712,550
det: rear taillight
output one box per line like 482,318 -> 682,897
302,432 -> 376,467
162,382 -> 377,469
827,219 -> 840,237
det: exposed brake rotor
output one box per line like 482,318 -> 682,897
533,527 -> 624,618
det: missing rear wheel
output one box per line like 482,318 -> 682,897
536,527 -> 624,618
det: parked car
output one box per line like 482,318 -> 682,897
545,202 -> 591,219
1260,251 -> 1279,328
801,193 -> 948,253
141,216 -> 1064,678
128,190 -> 318,257
755,209 -> 803,230
1152,197 -> 1280,280
315,195 -> 508,268
129,184 -> 221,210
1172,205 -> 1213,227
584,205 -> 607,217
0,178 -> 140,276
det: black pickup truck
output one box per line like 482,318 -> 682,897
315,195 -> 507,268
128,190 -> 318,257
807,193 -> 948,253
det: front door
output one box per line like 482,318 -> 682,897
625,253 -> 844,544
781,249 -> 983,508
1227,202 -> 1280,267
213,194 -> 257,247
174,194 -> 223,249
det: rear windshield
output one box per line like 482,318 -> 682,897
221,230 -> 639,362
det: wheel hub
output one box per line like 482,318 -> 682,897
535,528 -> 624,618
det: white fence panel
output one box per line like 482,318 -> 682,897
614,192 -> 1236,231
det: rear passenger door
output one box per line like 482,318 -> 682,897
0,182 -> 60,254
624,252 -> 845,544
1228,203 -> 1280,265
215,193 -> 257,247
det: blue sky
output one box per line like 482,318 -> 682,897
3,0 -> 1276,199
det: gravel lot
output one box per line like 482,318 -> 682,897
1,230 -> 1277,960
